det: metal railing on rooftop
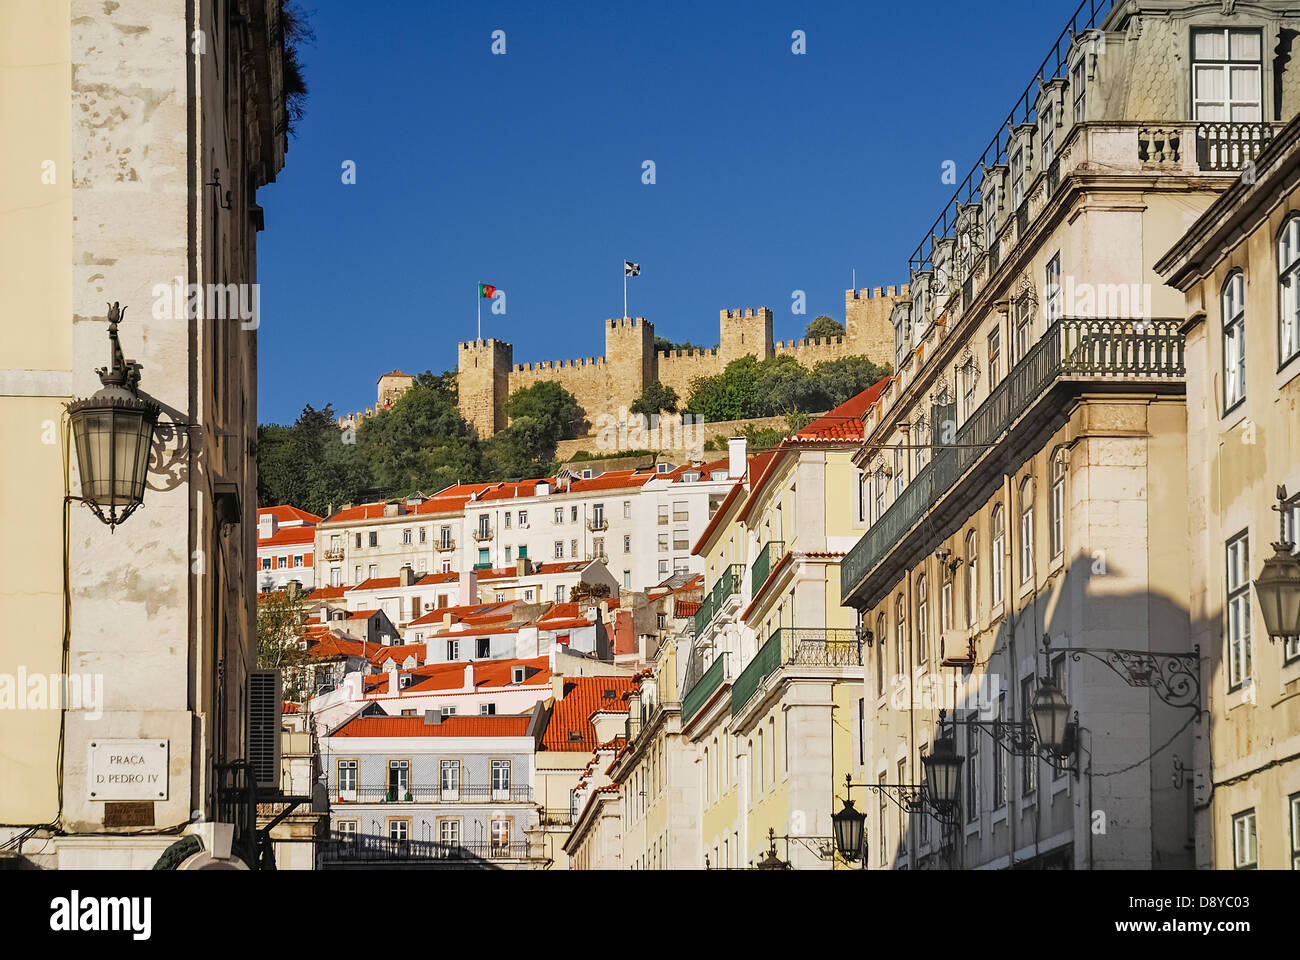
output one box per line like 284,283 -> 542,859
842,318 -> 1185,604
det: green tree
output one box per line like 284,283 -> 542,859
257,403 -> 372,517
810,356 -> 892,407
805,315 -> 846,340
504,381 -> 586,440
256,583 -> 313,699
684,356 -> 762,422
630,380 -> 679,416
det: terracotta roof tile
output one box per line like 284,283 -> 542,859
330,715 -> 532,737
541,676 -> 636,752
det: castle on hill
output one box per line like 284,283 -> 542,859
339,286 -> 907,436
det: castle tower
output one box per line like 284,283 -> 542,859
718,307 -> 774,364
376,370 -> 416,410
845,285 -> 910,370
605,317 -> 656,397
457,339 -> 513,437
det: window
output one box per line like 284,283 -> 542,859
1280,216 -> 1300,367
524,588 -> 534,602
491,819 -> 511,852
338,820 -> 357,845
673,529 -> 690,551
1192,28 -> 1262,122
355,532 -> 362,549
488,761 -> 511,802
504,511 -> 511,529
554,507 -> 564,524
368,564 -> 378,579
916,575 -> 929,669
593,537 -> 605,557
402,528 -> 412,544
1283,505 -> 1300,662
940,565 -> 954,634
330,567 -> 341,587
961,360 -> 976,419
673,501 -> 689,522
368,532 -> 378,548
1226,532 -> 1252,690
440,525 -> 452,548
593,503 -> 605,526
419,526 -> 426,543
878,771 -> 888,866
446,639 -> 460,660
1071,57 -> 1086,122
913,419 -> 928,472
476,637 -> 490,659
876,614 -> 887,696
354,565 -> 362,582
991,505 -> 1005,606
658,505 -> 669,525
1222,271 -> 1246,410
993,693 -> 1007,809
439,819 -> 461,845
1039,100 -> 1055,167
965,531 -> 978,627
1021,675 -> 1038,796
987,326 -> 1002,384
1014,294 -> 1032,361
917,745 -> 930,846
388,819 -> 409,843
1050,450 -> 1067,559
388,759 -> 409,797
894,596 -> 907,678
874,468 -> 886,522
570,538 -> 579,558
277,556 -> 286,570
1232,808 -> 1257,868
1045,253 -> 1062,322
624,501 -> 631,519
965,719 -> 979,822
337,759 -> 357,798
983,183 -> 998,249
857,698 -> 866,764
554,541 -> 564,559
1019,478 -> 1035,584
260,557 -> 270,570
1010,147 -> 1024,209
555,585 -> 565,603
658,559 -> 669,578
894,446 -> 905,499
624,534 -> 631,553
440,760 -> 461,800
624,570 -> 632,590
1291,793 -> 1300,869
518,510 -> 527,527
518,544 -> 527,558
571,505 -> 579,522
294,555 -> 304,568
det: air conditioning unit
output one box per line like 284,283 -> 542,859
424,602 -> 435,611
247,669 -> 282,792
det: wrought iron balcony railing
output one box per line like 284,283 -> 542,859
681,652 -> 729,724
472,526 -> 494,541
323,546 -> 345,561
586,517 -> 608,531
751,540 -> 785,597
437,538 -> 456,551
842,318 -> 1185,607
729,628 -> 862,718
333,784 -> 534,804
321,834 -> 537,863
693,563 -> 744,637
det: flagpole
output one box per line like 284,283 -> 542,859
623,262 -> 628,320
477,286 -> 481,341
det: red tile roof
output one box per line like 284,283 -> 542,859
309,585 -> 347,601
282,700 -> 301,714
306,633 -> 375,661
258,525 -> 317,547
674,599 -> 702,618
258,505 -> 322,525
363,656 -> 552,695
330,715 -> 533,738
788,377 -> 890,443
541,676 -> 636,752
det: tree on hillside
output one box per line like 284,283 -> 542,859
655,336 -> 715,353
684,356 -> 762,422
256,583 -> 313,700
257,403 -> 372,516
809,356 -> 892,407
805,315 -> 846,340
630,381 -> 679,416
504,381 -> 587,441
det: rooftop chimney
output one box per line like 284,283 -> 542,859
386,660 -> 399,696
516,557 -> 531,577
259,513 -> 276,540
399,565 -> 415,587
458,569 -> 478,606
463,662 -> 475,692
728,437 -> 747,480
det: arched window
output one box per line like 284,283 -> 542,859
1279,216 -> 1300,366
1049,449 -> 1068,559
916,575 -> 929,669
1222,270 -> 1246,410
876,613 -> 888,696
991,505 -> 1005,606
895,595 -> 907,679
965,530 -> 979,627
1020,477 -> 1035,584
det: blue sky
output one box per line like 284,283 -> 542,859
257,0 -> 1077,424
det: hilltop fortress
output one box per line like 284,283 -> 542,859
341,286 -> 908,437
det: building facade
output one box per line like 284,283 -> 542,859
1,0 -> 290,868
257,505 -> 321,592
1158,110 -> 1300,871
841,0 -> 1300,870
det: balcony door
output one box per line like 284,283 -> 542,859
440,759 -> 461,801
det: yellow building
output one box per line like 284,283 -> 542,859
1158,110 -> 1300,870
682,391 -> 885,870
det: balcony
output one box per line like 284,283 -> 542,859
437,538 -> 456,552
321,833 -> 537,865
334,784 -> 534,804
842,317 -> 1185,609
692,564 -> 744,637
681,652 -> 728,724
323,546 -> 345,561
730,628 -> 863,718
472,526 -> 494,542
586,517 -> 608,532
1195,121 -> 1276,172
751,540 -> 785,597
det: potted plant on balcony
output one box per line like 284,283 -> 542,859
404,789 -> 412,802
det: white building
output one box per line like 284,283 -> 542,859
257,505 -> 322,592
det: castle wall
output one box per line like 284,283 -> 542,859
507,357 -> 614,422
656,348 -> 721,402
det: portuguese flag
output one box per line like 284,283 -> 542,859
478,283 -> 496,298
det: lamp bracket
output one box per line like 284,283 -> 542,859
1058,645 -> 1201,714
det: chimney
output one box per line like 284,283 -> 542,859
516,557 -> 530,577
728,437 -> 747,479
424,708 -> 444,725
442,612 -> 454,629
258,512 -> 275,540
463,663 -> 475,692
458,569 -> 478,606
386,660 -> 399,696
319,605 -> 330,623
399,565 -> 415,587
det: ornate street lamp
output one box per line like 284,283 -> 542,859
66,303 -> 160,530
754,827 -> 792,870
831,795 -> 866,862
1254,486 -> 1300,641
921,733 -> 963,813
1030,676 -> 1072,757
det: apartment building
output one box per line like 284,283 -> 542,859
0,1 -> 290,868
257,506 -> 322,592
1157,111 -> 1300,870
320,713 -> 546,868
312,460 -> 736,594
678,386 -> 886,870
840,0 -> 1300,870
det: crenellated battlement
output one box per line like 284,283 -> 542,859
847,284 -> 911,300
513,356 -> 608,372
720,307 -> 774,320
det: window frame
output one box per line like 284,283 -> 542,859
1225,530 -> 1252,691
1222,269 -> 1247,413
1278,214 -> 1300,369
1232,807 -> 1258,869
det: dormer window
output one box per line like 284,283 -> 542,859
682,471 -> 700,482
399,675 -> 412,689
656,463 -> 670,474
710,470 -> 727,481
602,689 -> 617,700
512,666 -> 526,684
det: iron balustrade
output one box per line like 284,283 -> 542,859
681,652 -> 728,723
321,833 -> 536,863
728,628 -> 861,718
472,526 -> 494,541
1196,121 -> 1276,172
731,631 -> 783,716
751,540 -> 785,597
842,318 -> 1185,603
693,564 -> 744,636
333,784 -> 534,804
